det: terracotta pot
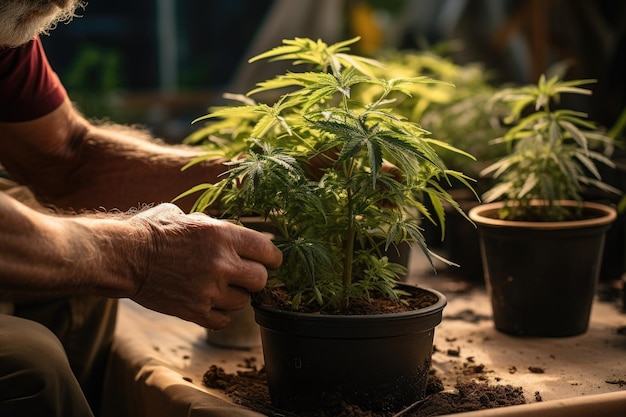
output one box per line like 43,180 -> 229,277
469,200 -> 617,337
252,285 -> 446,413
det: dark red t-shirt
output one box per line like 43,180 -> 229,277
0,37 -> 67,122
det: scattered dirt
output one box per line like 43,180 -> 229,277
202,358 -> 527,417
416,382 -> 526,417
445,309 -> 492,324
605,379 -> 626,387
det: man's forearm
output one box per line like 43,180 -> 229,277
0,100 -> 226,212
0,192 -> 140,301
48,123 -> 227,212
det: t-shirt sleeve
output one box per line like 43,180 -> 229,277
0,37 -> 68,122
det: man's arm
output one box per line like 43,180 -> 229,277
0,39 -> 285,330
0,191 -> 282,328
0,98 -> 225,212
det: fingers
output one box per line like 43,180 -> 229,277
190,215 -> 282,278
224,257 -> 269,293
228,224 -> 283,270
206,221 -> 281,292
182,286 -> 250,330
193,308 -> 232,330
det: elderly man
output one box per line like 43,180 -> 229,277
0,1 -> 282,416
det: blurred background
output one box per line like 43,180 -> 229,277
41,0 -> 626,144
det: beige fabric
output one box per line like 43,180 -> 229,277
102,347 -> 264,417
450,391 -> 626,417
0,178 -> 45,315
101,300 -> 266,417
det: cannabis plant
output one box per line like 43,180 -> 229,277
373,48 -> 508,182
179,38 -> 474,312
481,74 -> 618,221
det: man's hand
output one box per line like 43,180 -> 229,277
123,204 -> 282,329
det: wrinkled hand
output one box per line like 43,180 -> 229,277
127,204 -> 282,329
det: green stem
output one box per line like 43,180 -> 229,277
341,211 -> 356,310
341,161 -> 356,309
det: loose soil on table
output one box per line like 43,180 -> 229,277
202,357 -> 527,417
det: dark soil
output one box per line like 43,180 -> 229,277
254,285 -> 439,315
202,358 -> 527,417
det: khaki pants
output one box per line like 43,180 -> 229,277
0,297 -> 117,417
0,298 -> 117,417
0,179 -> 118,415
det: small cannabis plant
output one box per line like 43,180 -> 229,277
179,37 -> 474,312
481,74 -> 619,221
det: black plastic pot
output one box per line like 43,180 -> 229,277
469,201 -> 617,337
252,285 -> 446,413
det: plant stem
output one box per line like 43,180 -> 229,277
341,161 -> 356,309
341,209 -> 356,310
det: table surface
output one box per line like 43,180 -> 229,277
102,248 -> 626,417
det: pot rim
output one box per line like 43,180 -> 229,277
252,284 -> 447,322
468,200 -> 617,230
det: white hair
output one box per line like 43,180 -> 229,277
0,1 -> 87,47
